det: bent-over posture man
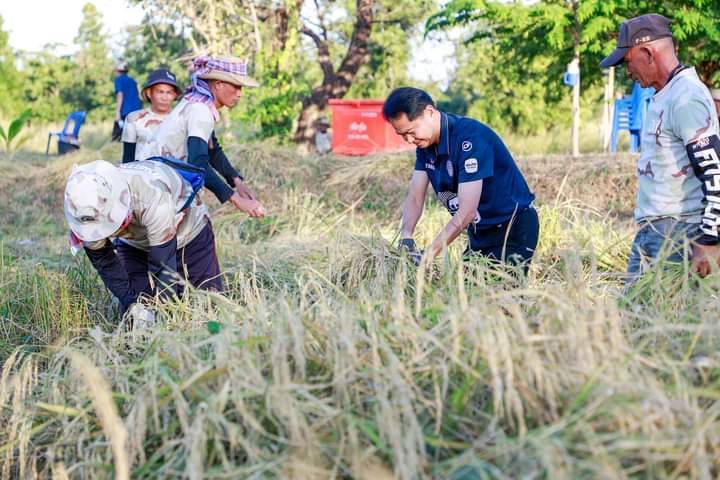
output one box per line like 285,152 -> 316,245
383,87 -> 538,271
600,14 -> 720,283
64,159 -> 223,320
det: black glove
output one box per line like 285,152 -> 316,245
398,238 -> 422,266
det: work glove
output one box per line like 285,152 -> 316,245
124,303 -> 157,331
398,238 -> 422,266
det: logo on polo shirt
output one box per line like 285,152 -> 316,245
461,141 -> 472,152
464,158 -> 478,174
437,191 -> 458,213
438,190 -> 482,224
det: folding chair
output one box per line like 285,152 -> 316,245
46,111 -> 87,155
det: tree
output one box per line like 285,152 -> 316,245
133,0 -> 313,141
0,16 -> 22,117
20,51 -> 76,122
131,0 -> 440,145
292,0 -> 374,151
428,0 -> 720,136
65,3 -> 114,118
123,16 -> 192,86
294,0 -> 437,151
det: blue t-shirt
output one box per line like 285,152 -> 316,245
415,112 -> 534,229
114,74 -> 142,119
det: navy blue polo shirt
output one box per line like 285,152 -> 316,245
415,112 -> 534,228
114,74 -> 142,119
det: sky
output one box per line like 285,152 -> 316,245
0,1 -> 455,87
0,0 -> 144,56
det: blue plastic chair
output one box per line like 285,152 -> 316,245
610,83 -> 654,153
46,111 -> 87,155
610,98 -> 633,153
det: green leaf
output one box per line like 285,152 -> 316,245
7,109 -> 32,142
0,124 -> 6,143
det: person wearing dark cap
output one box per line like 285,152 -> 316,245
113,62 -> 142,142
600,14 -> 720,282
122,68 -> 182,163
314,116 -> 332,155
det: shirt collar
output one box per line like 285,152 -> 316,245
437,111 -> 451,156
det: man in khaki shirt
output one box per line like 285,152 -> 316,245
64,159 -> 223,320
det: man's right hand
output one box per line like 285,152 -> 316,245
692,243 -> 720,277
398,238 -> 422,266
229,192 -> 266,218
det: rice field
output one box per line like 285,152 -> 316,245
1,137 -> 719,479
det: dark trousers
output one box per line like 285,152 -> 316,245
116,223 -> 223,300
466,206 -> 540,271
111,112 -> 129,142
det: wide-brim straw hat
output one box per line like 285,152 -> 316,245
64,160 -> 131,242
197,55 -> 260,88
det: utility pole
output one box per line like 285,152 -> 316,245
570,56 -> 580,157
570,0 -> 581,158
601,67 -> 615,151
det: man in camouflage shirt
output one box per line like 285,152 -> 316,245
601,14 -> 720,283
64,159 -> 223,318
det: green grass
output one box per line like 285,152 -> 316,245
1,135 -> 719,479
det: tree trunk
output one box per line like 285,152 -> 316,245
293,0 -> 374,154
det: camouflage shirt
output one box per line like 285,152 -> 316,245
121,108 -> 168,161
636,68 -> 720,223
84,160 -> 208,251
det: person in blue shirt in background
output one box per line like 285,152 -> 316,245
112,62 -> 142,142
383,87 -> 539,272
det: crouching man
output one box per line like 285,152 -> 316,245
64,159 -> 223,323
383,87 -> 538,272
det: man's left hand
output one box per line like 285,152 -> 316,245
691,243 -> 720,277
233,177 -> 257,200
424,240 -> 444,264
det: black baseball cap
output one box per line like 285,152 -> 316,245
142,68 -> 181,101
600,14 -> 673,68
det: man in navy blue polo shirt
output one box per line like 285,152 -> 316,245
383,87 -> 539,270
112,62 -> 142,142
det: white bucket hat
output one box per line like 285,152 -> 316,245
64,160 -> 131,242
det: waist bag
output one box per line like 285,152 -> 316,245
146,156 -> 205,212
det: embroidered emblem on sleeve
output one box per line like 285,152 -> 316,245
464,158 -> 478,174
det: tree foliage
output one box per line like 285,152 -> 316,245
67,3 -> 114,117
1,4 -> 116,122
0,17 -> 23,117
123,16 -> 191,86
429,0 -> 720,134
